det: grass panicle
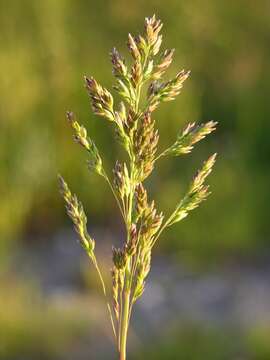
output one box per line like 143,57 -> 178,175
58,15 -> 217,360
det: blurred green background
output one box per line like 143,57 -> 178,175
1,0 -> 270,359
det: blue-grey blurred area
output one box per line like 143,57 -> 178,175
1,1 -> 270,359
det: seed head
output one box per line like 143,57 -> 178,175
113,161 -> 130,199
135,183 -> 147,218
111,267 -> 120,320
148,69 -> 190,112
131,61 -> 142,88
125,223 -> 137,256
66,111 -> 90,150
110,47 -> 128,78
141,201 -> 164,241
144,15 -> 163,54
190,153 -> 217,193
85,76 -> 114,121
58,175 -> 95,254
112,246 -> 128,270
168,153 -> 217,226
59,15 -> 218,347
133,112 -> 159,181
134,34 -> 147,57
133,249 -> 152,301
152,49 -> 175,80
66,112 -> 104,176
127,33 -> 141,60
163,121 -> 217,157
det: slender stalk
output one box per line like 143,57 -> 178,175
150,214 -> 173,248
104,174 -> 126,221
92,256 -> 117,340
119,283 -> 130,360
119,156 -> 134,359
118,282 -> 123,351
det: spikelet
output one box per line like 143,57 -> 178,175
152,49 -> 175,80
140,199 -> 164,243
125,223 -> 137,256
135,183 -> 148,218
133,112 -> 159,182
58,175 -> 95,255
111,48 -> 128,78
113,161 -> 130,200
148,70 -> 190,112
162,121 -> 217,157
127,33 -> 141,60
131,61 -> 143,88
66,111 -> 104,176
112,246 -> 128,270
168,153 -> 217,226
111,267 -> 120,320
85,76 -> 114,121
144,15 -> 163,55
190,153 -> 217,193
133,249 -> 151,302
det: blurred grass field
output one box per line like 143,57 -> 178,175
1,0 -> 270,359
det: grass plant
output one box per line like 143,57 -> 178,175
59,15 -> 217,360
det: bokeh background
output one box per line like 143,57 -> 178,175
1,1 -> 270,359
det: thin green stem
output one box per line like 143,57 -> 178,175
154,144 -> 175,162
154,151 -> 166,162
119,280 -> 131,360
150,212 -> 174,248
128,297 -> 135,326
119,159 -> 134,359
128,245 -> 141,323
91,255 -> 117,340
118,280 -> 123,351
127,159 -> 135,226
104,174 -> 126,222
